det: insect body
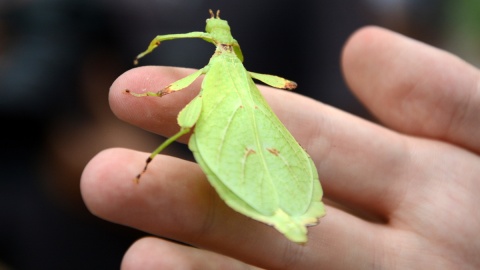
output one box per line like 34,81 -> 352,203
128,10 -> 325,243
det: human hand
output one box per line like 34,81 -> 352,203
81,26 -> 480,269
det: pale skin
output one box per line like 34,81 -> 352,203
81,26 -> 480,269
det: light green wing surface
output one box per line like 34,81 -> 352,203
188,53 -> 325,243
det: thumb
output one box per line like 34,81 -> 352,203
342,26 -> 480,153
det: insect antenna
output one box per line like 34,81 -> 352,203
208,9 -> 221,19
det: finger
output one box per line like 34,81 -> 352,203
109,66 -> 320,145
109,65 -> 416,216
81,148 -> 387,269
110,66 -> 201,140
342,26 -> 480,153
121,237 -> 259,270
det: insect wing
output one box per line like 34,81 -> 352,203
189,55 -> 324,226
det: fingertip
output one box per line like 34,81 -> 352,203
341,26 -> 399,95
108,66 -> 201,136
108,66 -> 161,125
80,148 -> 114,214
121,237 -> 166,270
342,25 -> 387,63
80,148 -> 146,221
121,237 -> 203,270
121,237 -> 253,270
109,66 -> 199,104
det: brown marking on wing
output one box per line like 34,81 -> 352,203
267,148 -> 280,156
244,147 -> 257,157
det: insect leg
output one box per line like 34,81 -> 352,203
249,71 -> 297,90
134,32 -> 213,65
133,127 -> 190,183
126,67 -> 207,97
133,88 -> 204,183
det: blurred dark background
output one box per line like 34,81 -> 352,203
0,0 -> 479,269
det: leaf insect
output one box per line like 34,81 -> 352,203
126,9 -> 325,243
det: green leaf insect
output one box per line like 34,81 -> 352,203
127,9 -> 325,243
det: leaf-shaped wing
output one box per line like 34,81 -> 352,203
189,53 -> 325,242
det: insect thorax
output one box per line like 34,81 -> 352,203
205,18 -> 236,45
219,44 -> 234,53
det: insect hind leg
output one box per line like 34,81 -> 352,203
134,127 -> 190,183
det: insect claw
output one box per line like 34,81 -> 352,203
133,175 -> 141,184
284,80 -> 297,90
158,87 -> 173,97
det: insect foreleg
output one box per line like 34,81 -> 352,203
134,32 -> 214,64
